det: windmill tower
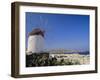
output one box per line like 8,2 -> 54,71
26,28 -> 45,55
26,15 -> 47,55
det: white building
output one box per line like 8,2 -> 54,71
49,53 -> 90,65
26,28 -> 45,55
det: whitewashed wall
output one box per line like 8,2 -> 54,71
27,35 -> 44,55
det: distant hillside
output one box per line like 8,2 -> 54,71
45,49 -> 77,53
44,49 -> 89,55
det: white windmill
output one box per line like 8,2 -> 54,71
26,15 -> 48,55
26,28 -> 45,55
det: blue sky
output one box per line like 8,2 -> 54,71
26,12 -> 89,51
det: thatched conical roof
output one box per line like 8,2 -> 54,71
29,28 -> 45,37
